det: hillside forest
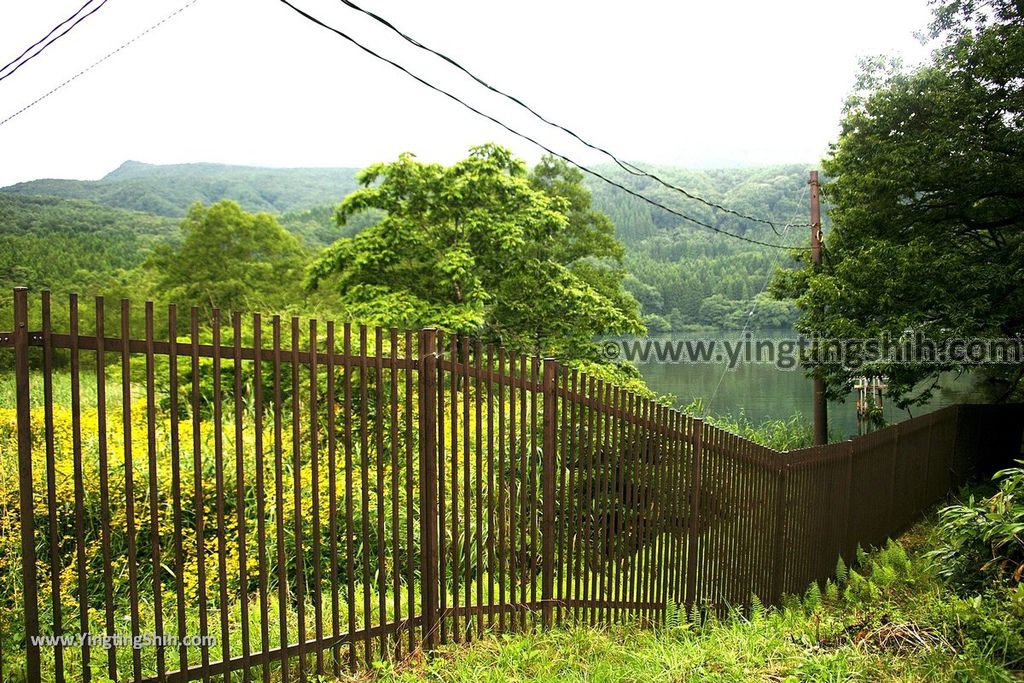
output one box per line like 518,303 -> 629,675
0,157 -> 807,350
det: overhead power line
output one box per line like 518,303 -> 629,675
0,0 -> 97,73
277,0 -> 807,251
330,0 -> 810,233
0,0 -> 112,83
0,0 -> 199,129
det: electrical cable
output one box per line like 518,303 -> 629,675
0,0 -> 112,83
0,0 -> 98,73
276,0 -> 808,251
329,0 -> 811,233
0,0 -> 199,129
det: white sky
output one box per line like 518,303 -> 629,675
0,0 -> 935,187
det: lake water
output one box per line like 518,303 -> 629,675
630,329 -> 990,440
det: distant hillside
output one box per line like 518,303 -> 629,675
584,164 -> 812,329
0,194 -> 177,294
1,160 -> 361,217
0,159 -> 814,329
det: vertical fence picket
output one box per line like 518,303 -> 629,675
404,330 -> 416,654
581,375 -> 595,625
168,303 -> 188,677
541,358 -> 557,629
462,338 -> 473,639
120,299 -> 143,681
97,296 -> 119,679
390,329 -> 402,655
374,328 -> 387,659
418,328 -> 440,651
233,313 -> 251,680
437,332 -> 448,645
597,383 -> 612,624
449,334 -> 461,641
627,393 -> 641,621
555,366 -> 569,626
40,292 -> 64,680
326,321 -> 340,675
458,338 -> 470,638
609,388 -> 623,625
309,320 -> 323,675
565,369 -> 579,624
686,420 -> 702,611
144,303 -> 166,679
474,341 -> 485,638
497,348 -> 508,632
291,317 -> 307,681
486,345 -> 497,631
253,314 -> 271,683
271,316 -> 288,681
212,311 -> 231,672
358,325 -> 372,664
517,356 -> 529,629
13,288 -> 40,683
342,322 -> 358,669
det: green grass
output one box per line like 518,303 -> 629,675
682,398 -> 815,451
0,367 -> 103,408
349,518 -> 1023,683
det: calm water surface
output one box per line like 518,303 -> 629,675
633,329 -> 990,440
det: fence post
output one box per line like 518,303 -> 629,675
685,418 -> 703,610
949,405 -> 964,486
842,441 -> 854,565
13,288 -> 41,682
921,411 -> 936,508
770,458 -> 788,605
541,358 -> 558,629
885,423 -> 901,535
418,329 -> 440,650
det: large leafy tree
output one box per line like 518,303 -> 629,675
307,144 -> 643,359
773,0 -> 1024,406
148,200 -> 306,321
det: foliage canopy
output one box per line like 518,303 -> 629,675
147,200 -> 307,321
307,145 -> 643,359
773,0 -> 1024,406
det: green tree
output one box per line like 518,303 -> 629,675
773,0 -> 1024,406
307,145 -> 643,359
148,200 -> 306,322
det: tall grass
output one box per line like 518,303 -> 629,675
684,398 -> 815,451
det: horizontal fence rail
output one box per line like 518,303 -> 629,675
2,288 -> 1023,682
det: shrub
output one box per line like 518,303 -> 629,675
929,461 -> 1024,592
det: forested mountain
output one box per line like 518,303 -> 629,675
586,164 -> 812,329
0,194 -> 176,294
0,160 -> 814,329
1,160 -> 361,217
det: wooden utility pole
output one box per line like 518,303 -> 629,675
810,171 -> 828,445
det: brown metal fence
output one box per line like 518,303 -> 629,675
2,289 -> 1022,682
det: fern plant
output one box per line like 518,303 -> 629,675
664,600 -> 685,629
804,581 -> 822,612
749,593 -> 766,622
835,556 -> 848,584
